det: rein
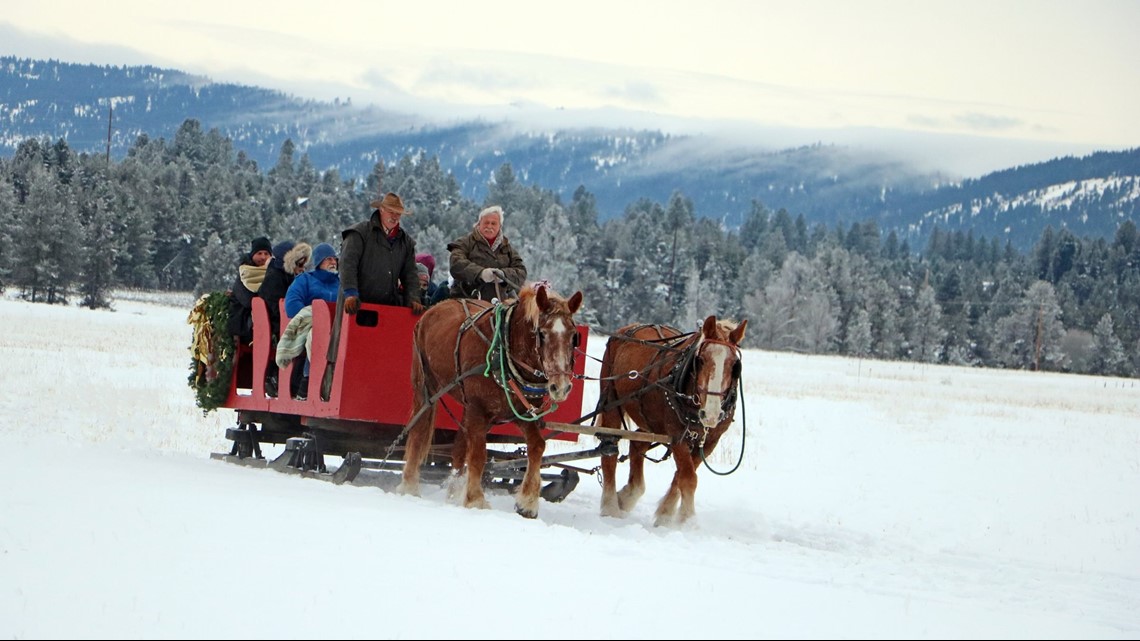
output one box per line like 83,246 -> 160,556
570,329 -> 695,428
601,324 -> 747,476
386,296 -> 563,462
484,302 -> 558,422
451,297 -> 564,421
453,299 -> 497,406
380,360 -> 487,465
694,379 -> 747,476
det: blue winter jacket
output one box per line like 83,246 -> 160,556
285,268 -> 340,318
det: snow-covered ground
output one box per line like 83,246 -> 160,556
1,292 -> 1137,639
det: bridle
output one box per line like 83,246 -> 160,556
665,334 -> 742,447
507,305 -> 579,390
691,337 -> 743,412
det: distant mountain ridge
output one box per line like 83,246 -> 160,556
1,55 -> 1136,251
876,149 -> 1140,248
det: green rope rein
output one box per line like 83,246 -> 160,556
483,303 -> 558,422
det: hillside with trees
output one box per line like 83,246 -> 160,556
1,122 -> 1137,378
4,56 -> 1137,256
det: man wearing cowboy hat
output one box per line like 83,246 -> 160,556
340,192 -> 424,315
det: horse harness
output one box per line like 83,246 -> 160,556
453,298 -> 567,419
612,323 -> 742,446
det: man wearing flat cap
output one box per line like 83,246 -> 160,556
340,192 -> 423,315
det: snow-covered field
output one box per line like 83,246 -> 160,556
1,292 -> 1137,639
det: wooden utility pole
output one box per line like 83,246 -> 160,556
1034,304 -> 1044,371
105,104 -> 113,164
667,226 -> 678,306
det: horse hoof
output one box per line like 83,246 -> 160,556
465,498 -> 490,510
515,504 -> 538,519
617,487 -> 644,511
395,481 -> 419,497
600,497 -> 624,518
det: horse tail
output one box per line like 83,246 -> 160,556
410,322 -> 437,420
594,336 -> 621,427
400,322 -> 441,490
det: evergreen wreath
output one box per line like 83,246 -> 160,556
187,291 -> 235,414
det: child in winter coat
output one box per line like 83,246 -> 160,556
280,243 -> 340,398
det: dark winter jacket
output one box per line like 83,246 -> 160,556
259,242 -> 311,337
227,256 -> 267,343
340,211 -> 420,307
447,230 -> 527,300
422,280 -> 449,307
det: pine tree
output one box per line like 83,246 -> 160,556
522,203 -> 578,293
992,280 -> 1068,371
1090,313 -> 1127,375
907,284 -> 946,363
195,233 -> 237,296
10,166 -> 74,303
847,308 -> 873,357
739,201 -> 770,252
172,119 -> 208,172
486,163 -> 523,220
752,252 -> 838,352
0,172 -> 16,286
76,166 -> 119,309
865,277 -> 902,359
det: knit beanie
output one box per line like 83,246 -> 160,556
250,236 -> 272,256
415,252 -> 436,278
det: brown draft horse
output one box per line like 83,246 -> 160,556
598,315 -> 747,526
397,284 -> 584,519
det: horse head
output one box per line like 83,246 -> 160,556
693,315 -> 748,429
519,284 -> 583,402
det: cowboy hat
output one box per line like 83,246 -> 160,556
369,192 -> 408,214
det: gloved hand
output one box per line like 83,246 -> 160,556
344,295 -> 360,315
410,301 -> 425,315
491,269 -> 506,283
480,267 -> 500,283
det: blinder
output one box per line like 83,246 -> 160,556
520,310 -> 579,383
694,338 -> 742,412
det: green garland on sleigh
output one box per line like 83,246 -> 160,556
187,291 -> 235,414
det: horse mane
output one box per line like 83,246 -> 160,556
516,283 -> 572,326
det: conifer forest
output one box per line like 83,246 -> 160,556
2,121 -> 1138,377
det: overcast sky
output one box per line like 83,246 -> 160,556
3,0 -> 1138,174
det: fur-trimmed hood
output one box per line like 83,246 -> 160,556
284,243 -> 312,273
